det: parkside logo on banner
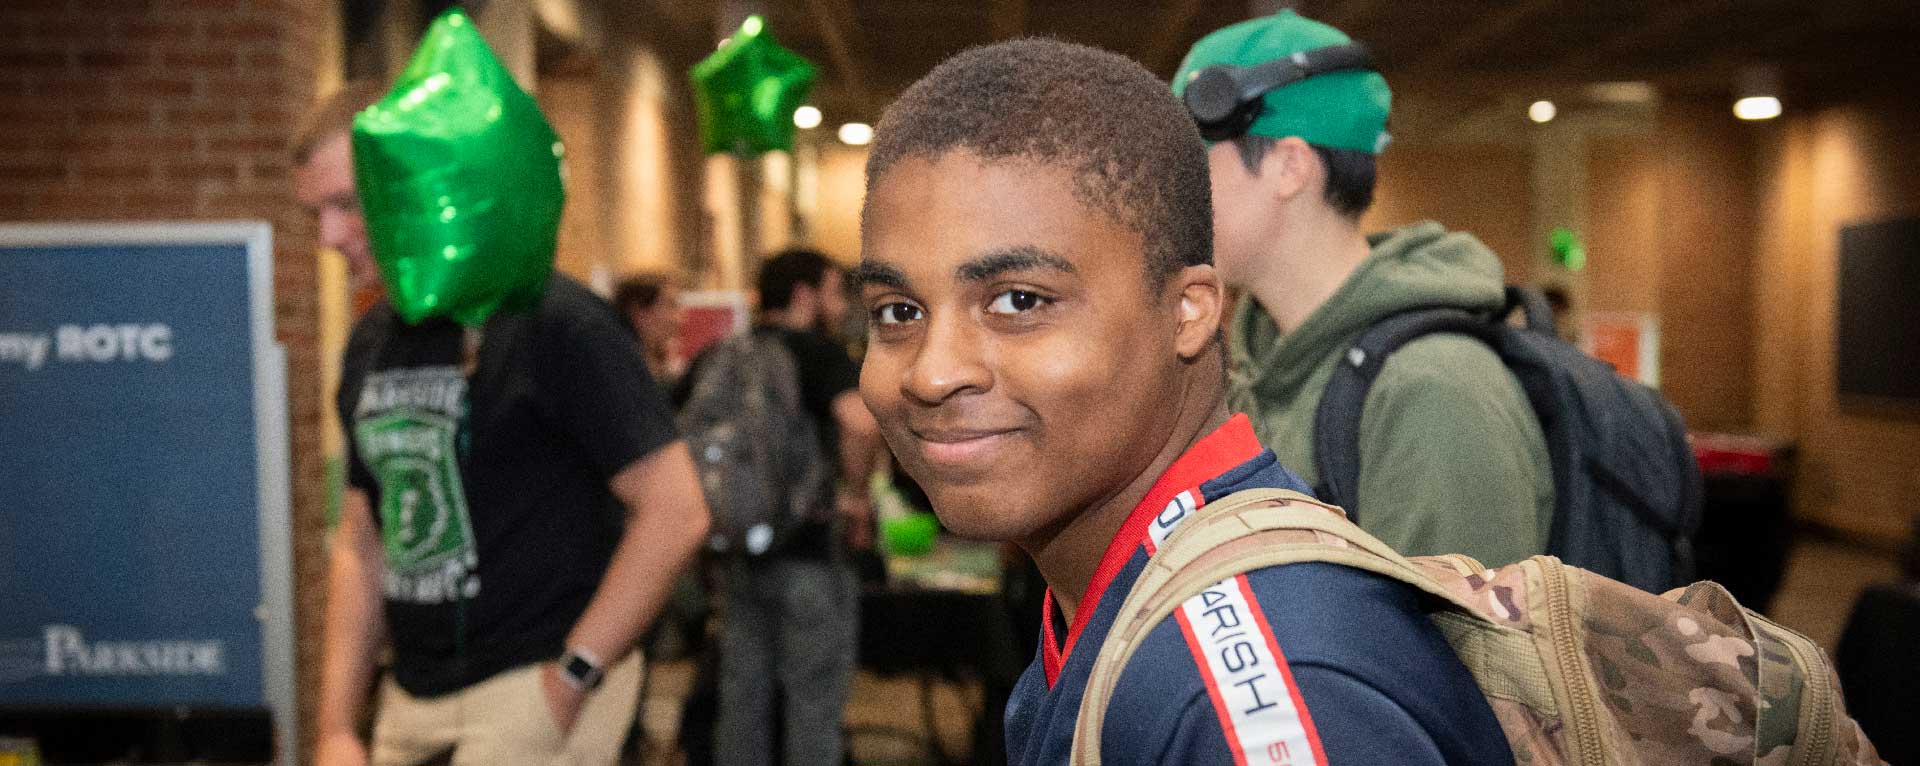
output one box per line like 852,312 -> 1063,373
0,626 -> 225,684
43,626 -> 226,677
0,324 -> 174,371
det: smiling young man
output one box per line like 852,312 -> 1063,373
855,40 -> 1513,765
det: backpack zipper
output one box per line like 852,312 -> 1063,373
1801,644 -> 1836,766
1767,617 -> 1836,766
1540,557 -> 1608,765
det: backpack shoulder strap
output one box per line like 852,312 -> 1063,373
680,333 -> 749,410
1069,489 -> 1511,764
1312,308 -> 1500,518
750,331 -> 807,410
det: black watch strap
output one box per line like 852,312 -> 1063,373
558,649 -> 604,691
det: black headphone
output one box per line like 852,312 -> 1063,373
1183,42 -> 1376,142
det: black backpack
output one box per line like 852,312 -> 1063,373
677,331 -> 834,556
1312,286 -> 1703,593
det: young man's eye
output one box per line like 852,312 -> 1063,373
986,290 -> 1047,315
872,302 -> 923,325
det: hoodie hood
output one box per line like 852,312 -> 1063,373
1230,221 -> 1507,402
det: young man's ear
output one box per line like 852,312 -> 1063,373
1259,136 -> 1321,205
1170,264 -> 1225,360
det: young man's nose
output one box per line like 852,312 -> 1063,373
901,313 -> 993,405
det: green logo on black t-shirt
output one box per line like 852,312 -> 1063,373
354,366 -> 479,605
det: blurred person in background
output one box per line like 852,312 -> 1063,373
294,83 -> 710,766
676,247 -> 881,766
614,272 -> 687,391
1177,11 -> 1552,566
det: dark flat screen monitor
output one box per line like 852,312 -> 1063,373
1837,217 -> 1920,408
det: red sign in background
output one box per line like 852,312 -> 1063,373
676,291 -> 750,365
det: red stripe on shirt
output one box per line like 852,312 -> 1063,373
1175,600 -> 1251,766
1042,414 -> 1263,686
1237,575 -> 1328,766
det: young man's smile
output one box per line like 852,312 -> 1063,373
907,423 -> 1026,468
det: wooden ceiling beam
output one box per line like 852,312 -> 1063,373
802,0 -> 873,113
1405,0 -> 1557,73
1543,0 -> 1732,75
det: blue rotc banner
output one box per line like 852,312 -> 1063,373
0,223 -> 292,738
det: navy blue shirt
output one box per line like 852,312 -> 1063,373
1004,415 -> 1512,765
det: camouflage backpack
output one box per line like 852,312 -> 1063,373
1071,488 -> 1885,766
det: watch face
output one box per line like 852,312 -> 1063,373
563,654 -> 601,688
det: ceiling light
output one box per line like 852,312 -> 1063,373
1733,96 -> 1782,121
838,122 -> 873,146
1528,100 -> 1556,123
794,105 -> 822,129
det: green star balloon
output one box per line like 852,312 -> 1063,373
1550,226 -> 1587,271
352,7 -> 563,326
690,15 -> 818,155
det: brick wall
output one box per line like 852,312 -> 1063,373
1,0 -> 329,758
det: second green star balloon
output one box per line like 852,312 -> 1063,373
352,7 -> 563,326
691,15 -> 818,155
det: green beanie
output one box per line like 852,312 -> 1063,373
1173,9 -> 1392,154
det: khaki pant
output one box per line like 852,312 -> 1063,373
370,653 -> 642,766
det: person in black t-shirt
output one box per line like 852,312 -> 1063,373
296,85 -> 711,766
690,248 -> 881,766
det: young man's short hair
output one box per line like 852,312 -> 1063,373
865,38 -> 1212,286
757,247 -> 839,311
1230,135 -> 1377,219
294,80 -> 389,164
613,272 -> 678,315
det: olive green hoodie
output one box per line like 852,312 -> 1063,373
1228,221 -> 1553,566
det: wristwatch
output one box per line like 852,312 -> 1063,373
557,648 -> 605,692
